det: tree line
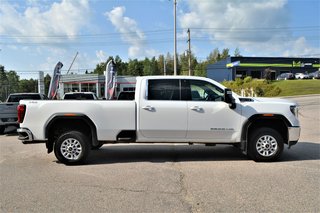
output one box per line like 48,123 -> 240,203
0,48 -> 241,101
0,65 -> 52,101
92,48 -> 236,76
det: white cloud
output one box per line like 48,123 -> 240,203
179,0 -> 319,57
105,6 -> 157,58
0,0 -> 90,43
96,50 -> 107,63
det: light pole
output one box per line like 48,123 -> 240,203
173,0 -> 177,75
187,28 -> 191,76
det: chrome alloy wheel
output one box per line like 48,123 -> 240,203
256,135 -> 278,157
60,138 -> 82,160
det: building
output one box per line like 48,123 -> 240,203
57,74 -> 136,98
207,56 -> 320,82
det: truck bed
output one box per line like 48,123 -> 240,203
20,100 -> 136,141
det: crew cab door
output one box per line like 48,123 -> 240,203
138,79 -> 187,139
185,80 -> 242,142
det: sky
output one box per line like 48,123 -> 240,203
0,0 -> 319,79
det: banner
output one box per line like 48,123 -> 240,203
48,62 -> 63,99
105,59 -> 117,100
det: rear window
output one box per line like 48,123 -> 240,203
148,79 -> 180,101
63,93 -> 96,100
118,92 -> 135,100
7,94 -> 41,102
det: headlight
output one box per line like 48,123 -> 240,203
290,105 -> 299,117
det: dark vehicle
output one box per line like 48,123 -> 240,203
0,93 -> 48,134
309,71 -> 320,79
117,91 -> 135,100
6,93 -> 48,102
276,73 -> 295,80
62,92 -> 98,100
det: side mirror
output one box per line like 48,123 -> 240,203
224,88 -> 236,109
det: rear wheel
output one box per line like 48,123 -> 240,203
248,127 -> 284,162
54,131 -> 90,165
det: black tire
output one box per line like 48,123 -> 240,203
0,126 -> 5,134
248,127 -> 284,162
54,131 -> 90,165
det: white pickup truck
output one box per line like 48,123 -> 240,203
17,76 -> 300,164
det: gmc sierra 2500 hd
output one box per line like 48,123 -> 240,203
17,76 -> 300,165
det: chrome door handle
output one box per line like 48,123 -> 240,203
190,106 -> 202,111
142,106 -> 154,111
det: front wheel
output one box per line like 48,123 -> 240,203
54,131 -> 90,165
248,127 -> 284,162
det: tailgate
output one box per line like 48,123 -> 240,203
0,103 -> 18,114
0,103 -> 19,124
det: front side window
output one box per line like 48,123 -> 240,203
188,80 -> 224,101
148,79 -> 180,100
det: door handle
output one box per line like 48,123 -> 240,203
190,106 -> 202,111
142,106 -> 154,111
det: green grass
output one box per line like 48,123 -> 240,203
272,80 -> 320,96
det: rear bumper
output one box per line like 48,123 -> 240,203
17,128 -> 34,142
17,128 -> 46,144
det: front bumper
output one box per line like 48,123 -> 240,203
288,126 -> 301,147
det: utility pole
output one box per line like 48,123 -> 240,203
187,28 -> 191,76
164,59 -> 166,76
173,0 -> 177,75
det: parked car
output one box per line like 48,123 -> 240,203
308,71 -> 320,79
117,91 -> 135,100
276,73 -> 295,80
0,93 -> 48,134
295,72 -> 310,79
62,92 -> 98,100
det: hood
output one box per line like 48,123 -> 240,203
250,97 -> 298,105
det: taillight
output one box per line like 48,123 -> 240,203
17,104 -> 26,123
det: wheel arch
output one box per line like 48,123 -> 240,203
45,113 -> 98,153
241,114 -> 291,152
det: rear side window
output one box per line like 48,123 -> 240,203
148,79 -> 180,101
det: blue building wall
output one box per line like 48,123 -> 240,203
207,56 -> 319,82
206,58 -> 231,82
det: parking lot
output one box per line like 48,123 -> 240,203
0,95 -> 319,212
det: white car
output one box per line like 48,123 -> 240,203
62,92 -> 98,100
295,73 -> 310,79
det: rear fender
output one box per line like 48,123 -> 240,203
45,114 -> 98,153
